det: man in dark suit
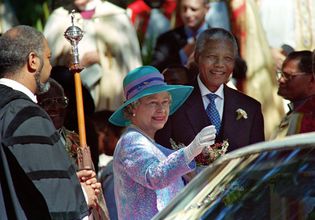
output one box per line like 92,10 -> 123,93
151,0 -> 209,71
156,28 -> 265,169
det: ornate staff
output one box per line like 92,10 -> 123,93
64,11 -> 110,220
64,10 -> 92,170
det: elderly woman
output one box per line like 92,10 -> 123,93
109,66 -> 216,219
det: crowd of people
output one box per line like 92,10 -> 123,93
0,0 -> 315,219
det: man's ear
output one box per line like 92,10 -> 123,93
27,52 -> 39,73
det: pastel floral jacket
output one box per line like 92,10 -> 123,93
113,126 -> 195,220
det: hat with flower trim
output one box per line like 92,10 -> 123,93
109,66 -> 193,126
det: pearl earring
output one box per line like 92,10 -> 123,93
132,113 -> 136,117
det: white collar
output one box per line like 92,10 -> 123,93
197,75 -> 224,99
0,78 -> 37,103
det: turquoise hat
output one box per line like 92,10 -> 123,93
109,66 -> 193,126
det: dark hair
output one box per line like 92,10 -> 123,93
0,25 -> 45,78
233,56 -> 247,80
283,50 -> 313,74
162,64 -> 194,85
91,110 -> 122,138
195,28 -> 239,57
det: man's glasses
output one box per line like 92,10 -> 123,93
39,96 -> 69,109
275,70 -> 309,81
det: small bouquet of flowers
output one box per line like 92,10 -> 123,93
195,140 -> 229,165
170,138 -> 229,166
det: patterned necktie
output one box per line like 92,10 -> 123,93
206,94 -> 221,134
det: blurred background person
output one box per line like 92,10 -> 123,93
151,0 -> 209,71
258,0 -> 315,70
37,77 -> 109,219
49,65 -> 99,172
205,0 -> 230,31
44,0 -> 142,112
271,50 -> 315,139
0,0 -> 18,34
127,0 -> 177,64
162,64 -> 195,85
92,110 -> 123,220
37,78 -> 79,165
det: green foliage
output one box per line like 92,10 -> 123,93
8,0 -> 134,31
9,0 -> 53,31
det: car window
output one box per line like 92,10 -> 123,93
200,147 -> 315,220
154,141 -> 315,220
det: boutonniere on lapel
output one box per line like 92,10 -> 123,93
170,138 -> 229,165
236,108 -> 248,120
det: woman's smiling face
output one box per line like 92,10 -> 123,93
131,92 -> 171,139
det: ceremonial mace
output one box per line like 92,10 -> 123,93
64,11 -> 110,219
64,10 -> 92,170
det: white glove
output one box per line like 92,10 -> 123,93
184,125 -> 216,162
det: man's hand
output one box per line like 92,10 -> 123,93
81,182 -> 98,208
77,170 -> 101,195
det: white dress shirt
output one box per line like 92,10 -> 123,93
0,78 -> 37,103
197,75 -> 224,120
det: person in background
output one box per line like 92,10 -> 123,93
156,28 -> 265,179
0,0 -> 18,34
162,64 -> 195,85
258,0 -> 315,70
49,65 -> 99,172
205,0 -> 230,31
127,0 -> 177,64
37,77 -> 109,219
0,25 -> 89,219
271,50 -> 315,139
92,110 -> 123,220
151,0 -> 209,71
44,0 -> 142,112
37,78 -> 91,166
109,65 -> 216,219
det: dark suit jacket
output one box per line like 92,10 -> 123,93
151,26 -> 187,71
155,83 -> 265,153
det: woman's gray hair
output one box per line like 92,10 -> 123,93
0,25 -> 45,77
123,100 -> 141,120
123,93 -> 173,120
195,28 -> 239,57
